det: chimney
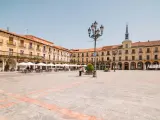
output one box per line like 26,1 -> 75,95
148,40 -> 149,42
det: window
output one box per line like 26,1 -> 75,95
9,48 -> 13,55
125,50 -> 128,54
155,47 -> 158,52
86,53 -> 88,57
139,55 -> 142,60
147,48 -> 150,53
43,54 -> 45,58
155,55 -> 158,60
107,57 -> 109,60
37,45 -> 40,49
132,56 -> 135,60
29,52 -> 32,56
102,52 -> 104,56
20,40 -> 24,45
107,51 -> 110,55
147,55 -> 150,60
86,58 -> 88,62
82,58 -> 84,62
102,57 -> 104,61
49,48 -> 51,52
9,37 -> 13,44
43,46 -> 46,51
82,53 -> 84,57
119,57 -> 121,61
119,50 -> 122,55
97,58 -> 98,62
78,53 -> 79,57
20,50 -> 24,55
113,57 -> 115,61
132,49 -> 135,54
125,56 -> 128,60
125,44 -> 128,48
139,48 -> 142,53
91,58 -> 93,62
49,55 -> 50,60
29,42 -> 32,48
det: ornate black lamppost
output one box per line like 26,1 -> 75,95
112,49 -> 118,72
88,21 -> 104,77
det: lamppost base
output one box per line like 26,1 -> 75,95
93,70 -> 97,77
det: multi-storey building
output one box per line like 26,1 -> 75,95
70,25 -> 160,70
1,25 -> 160,71
0,29 -> 70,71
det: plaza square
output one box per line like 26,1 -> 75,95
0,71 -> 160,120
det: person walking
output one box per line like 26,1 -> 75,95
79,66 -> 82,76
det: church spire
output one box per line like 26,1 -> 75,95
125,24 -> 129,40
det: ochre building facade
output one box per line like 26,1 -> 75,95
70,25 -> 160,70
0,29 -> 70,71
0,25 -> 160,71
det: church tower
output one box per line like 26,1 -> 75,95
122,24 -> 132,48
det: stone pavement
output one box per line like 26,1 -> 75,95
0,70 -> 160,120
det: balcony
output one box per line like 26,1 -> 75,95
28,46 -> 34,50
146,51 -> 151,53
48,51 -> 52,54
43,50 -> 47,53
36,48 -> 41,52
0,50 -> 43,60
19,44 -> 26,48
131,52 -> 135,54
7,41 -> 16,46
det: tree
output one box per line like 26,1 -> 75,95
86,63 -> 94,72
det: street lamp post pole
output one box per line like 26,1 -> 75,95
88,21 -> 104,77
94,35 -> 97,76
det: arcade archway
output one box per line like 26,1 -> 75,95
5,58 -> 16,71
137,62 -> 143,70
130,62 -> 136,70
124,62 -> 129,70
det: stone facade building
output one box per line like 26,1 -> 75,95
70,25 -> 160,70
1,25 -> 160,71
0,29 -> 70,71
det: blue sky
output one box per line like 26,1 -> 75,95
0,0 -> 160,49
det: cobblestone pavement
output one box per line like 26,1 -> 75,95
0,70 -> 160,120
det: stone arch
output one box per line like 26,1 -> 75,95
145,61 -> 151,70
5,58 -> 16,71
130,62 -> 136,70
153,61 -> 159,65
137,62 -> 143,70
0,58 -> 3,71
118,62 -> 122,70
124,62 -> 129,70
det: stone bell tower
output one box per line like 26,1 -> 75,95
122,24 -> 132,48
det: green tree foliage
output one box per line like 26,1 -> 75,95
86,63 -> 94,72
